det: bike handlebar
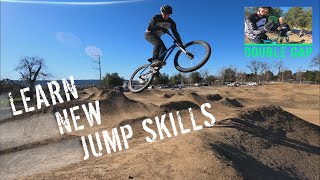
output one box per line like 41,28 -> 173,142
166,31 -> 178,42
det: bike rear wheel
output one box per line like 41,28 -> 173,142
174,40 -> 211,72
128,64 -> 155,93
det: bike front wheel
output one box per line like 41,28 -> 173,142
174,40 -> 211,72
128,64 -> 155,93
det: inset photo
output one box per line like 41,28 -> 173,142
244,7 -> 312,44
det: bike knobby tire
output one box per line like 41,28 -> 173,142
128,64 -> 154,93
174,40 -> 211,72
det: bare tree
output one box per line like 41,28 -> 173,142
86,46 -> 103,88
15,56 -> 51,97
296,67 -> 304,84
309,54 -> 320,68
258,62 -> 271,83
274,60 -> 286,82
247,60 -> 262,83
201,69 -> 210,84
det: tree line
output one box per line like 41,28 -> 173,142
1,54 -> 319,97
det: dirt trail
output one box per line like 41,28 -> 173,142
0,84 -> 319,179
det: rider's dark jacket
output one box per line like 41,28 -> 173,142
146,14 -> 182,43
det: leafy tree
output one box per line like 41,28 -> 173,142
206,75 -> 217,86
282,70 -> 293,81
189,71 -> 203,84
152,73 -> 169,85
169,73 -> 184,85
264,70 -> 274,83
269,7 -> 283,18
0,79 -> 21,96
284,7 -> 311,29
305,8 -> 312,29
223,68 -> 236,82
102,73 -> 124,89
305,70 -> 320,83
244,7 -> 258,17
245,73 -> 256,82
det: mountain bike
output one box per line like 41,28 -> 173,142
128,31 -> 211,93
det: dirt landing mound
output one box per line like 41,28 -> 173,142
206,94 -> 223,101
207,105 -> 320,179
99,91 -> 157,118
185,92 -> 208,105
219,97 -> 244,107
159,101 -> 199,113
162,93 -> 173,98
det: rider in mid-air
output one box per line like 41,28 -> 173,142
145,5 -> 183,68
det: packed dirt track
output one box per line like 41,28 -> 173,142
0,83 -> 319,179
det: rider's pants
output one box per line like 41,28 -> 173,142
144,32 -> 167,61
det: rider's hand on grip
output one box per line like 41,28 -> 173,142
161,27 -> 169,34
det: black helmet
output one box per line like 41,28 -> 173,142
160,5 -> 172,14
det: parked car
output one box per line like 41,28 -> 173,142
171,84 -> 184,90
227,82 -> 239,87
247,82 -> 257,86
148,85 -> 155,89
158,85 -> 169,89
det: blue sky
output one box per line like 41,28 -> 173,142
1,0 -> 319,80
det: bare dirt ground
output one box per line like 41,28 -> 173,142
0,83 -> 319,179
244,31 -> 312,44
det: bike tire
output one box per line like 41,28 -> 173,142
174,40 -> 211,72
128,64 -> 154,93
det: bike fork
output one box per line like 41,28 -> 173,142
177,45 -> 194,60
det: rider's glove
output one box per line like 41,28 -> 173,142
161,27 -> 169,34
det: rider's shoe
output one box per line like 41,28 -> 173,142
150,59 -> 166,67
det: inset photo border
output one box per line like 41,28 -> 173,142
244,7 -> 312,45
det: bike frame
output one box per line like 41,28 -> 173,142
138,32 -> 185,76
159,32 -> 185,63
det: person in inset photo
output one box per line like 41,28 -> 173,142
244,7 -> 275,44
277,17 -> 291,43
